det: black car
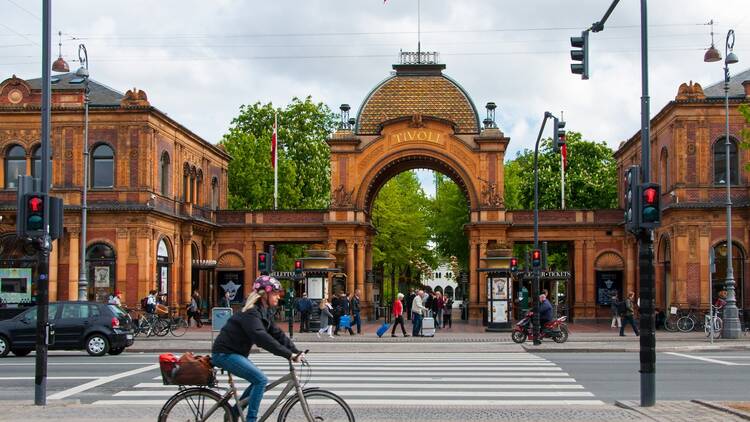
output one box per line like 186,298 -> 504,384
0,301 -> 134,357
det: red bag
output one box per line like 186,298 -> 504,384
159,353 -> 179,385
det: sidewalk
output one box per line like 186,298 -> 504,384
1,400 -> 748,421
126,320 -> 750,353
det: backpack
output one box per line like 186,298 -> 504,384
616,300 -> 627,316
141,296 -> 149,309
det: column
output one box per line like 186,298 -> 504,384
469,239 -> 478,319
49,239 -> 58,301
137,229 -> 152,301
346,240 -> 355,295
244,240 -> 255,292
356,241 -> 365,295
116,229 -> 128,304
585,240 -> 596,318
364,240 -> 373,307
478,241 -> 488,306
574,240 -> 585,318
182,235 -> 192,307
68,228 -> 80,301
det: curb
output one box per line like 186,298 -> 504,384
692,400 -> 750,421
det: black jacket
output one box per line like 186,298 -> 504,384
212,304 -> 300,359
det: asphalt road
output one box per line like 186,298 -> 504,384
0,350 -> 747,406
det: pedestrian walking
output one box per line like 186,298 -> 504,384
351,289 -> 362,334
219,290 -> 231,308
317,296 -> 334,338
443,296 -> 453,328
406,289 -> 416,321
108,290 -> 122,306
390,293 -> 409,337
411,289 -> 428,336
620,291 -> 639,336
434,291 -> 444,329
295,293 -> 313,333
188,291 -> 203,328
610,294 -> 621,329
334,292 -> 355,336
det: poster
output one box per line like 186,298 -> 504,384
490,277 -> 509,300
493,301 -> 508,323
307,277 -> 324,300
218,271 -> 243,303
0,268 -> 32,303
160,266 -> 168,294
94,266 -> 110,288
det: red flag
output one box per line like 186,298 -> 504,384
271,116 -> 277,169
561,143 -> 567,169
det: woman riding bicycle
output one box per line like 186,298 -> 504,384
212,275 -> 304,422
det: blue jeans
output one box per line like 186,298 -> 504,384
212,352 -> 268,422
412,312 -> 422,336
353,312 -> 361,334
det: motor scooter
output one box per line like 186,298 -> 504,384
511,310 -> 568,344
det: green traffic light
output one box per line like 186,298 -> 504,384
27,215 -> 43,230
642,206 -> 658,222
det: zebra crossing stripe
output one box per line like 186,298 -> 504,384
91,399 -> 607,406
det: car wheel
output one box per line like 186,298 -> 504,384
86,334 -> 110,356
108,347 -> 125,356
0,336 -> 9,358
11,348 -> 32,357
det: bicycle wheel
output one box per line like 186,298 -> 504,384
158,387 -> 232,422
677,316 -> 694,332
665,315 -> 679,332
155,318 -> 171,337
171,318 -> 189,337
278,389 -> 354,422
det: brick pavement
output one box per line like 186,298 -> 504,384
617,400 -> 750,422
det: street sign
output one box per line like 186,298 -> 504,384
211,307 -> 233,332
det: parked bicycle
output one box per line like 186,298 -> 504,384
677,308 -> 702,332
704,305 -> 723,339
158,351 -> 354,422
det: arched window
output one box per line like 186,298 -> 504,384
157,238 -> 173,299
5,145 -> 26,189
659,147 -> 669,189
87,243 -> 116,302
444,285 -> 454,299
91,144 -> 114,188
196,170 -> 203,206
211,177 -> 218,210
713,137 -> 739,185
711,241 -> 745,309
160,152 -> 170,196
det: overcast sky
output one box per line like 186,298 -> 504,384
2,0 -> 749,195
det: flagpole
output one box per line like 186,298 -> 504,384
274,112 -> 278,210
561,150 -> 565,210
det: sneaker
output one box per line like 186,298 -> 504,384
403,334 -> 410,337
328,334 -> 334,338
391,334 -> 397,337
316,332 -> 321,338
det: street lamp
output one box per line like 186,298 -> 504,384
72,44 -> 90,301
704,28 -> 741,339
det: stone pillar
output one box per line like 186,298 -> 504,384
244,240 -> 255,291
585,240 -> 596,318
356,240 -> 366,318
469,239 -> 479,319
364,240 -> 373,308
346,240 -> 355,295
116,228 -> 128,304
574,240 -> 584,318
137,229 -> 152,300
478,241 -> 488,306
68,228 -> 80,301
182,235 -> 192,307
49,239 -> 58,301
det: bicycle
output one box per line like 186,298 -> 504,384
133,311 -> 168,338
158,351 -> 355,422
704,305 -> 723,339
664,307 -> 683,332
162,310 -> 189,337
677,308 -> 701,332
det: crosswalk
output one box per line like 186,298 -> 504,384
92,352 -> 604,406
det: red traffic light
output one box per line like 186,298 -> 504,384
259,254 -> 266,262
510,258 -> 518,267
28,196 -> 43,212
294,260 -> 302,269
532,250 -> 541,260
643,187 -> 657,205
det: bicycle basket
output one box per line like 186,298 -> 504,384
170,353 -> 216,386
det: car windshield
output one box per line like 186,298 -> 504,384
108,304 -> 127,317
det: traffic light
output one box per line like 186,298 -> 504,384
257,252 -> 270,273
22,193 -> 47,238
531,249 -> 542,268
510,257 -> 518,273
552,118 -> 566,153
640,183 -> 661,230
294,260 -> 303,279
570,30 -> 589,80
624,165 -> 641,234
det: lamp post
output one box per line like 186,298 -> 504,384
75,44 -> 90,301
704,28 -> 741,338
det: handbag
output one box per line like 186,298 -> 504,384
171,352 -> 215,385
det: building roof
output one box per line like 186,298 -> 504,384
702,67 -> 750,98
26,72 -> 124,107
355,63 -> 481,135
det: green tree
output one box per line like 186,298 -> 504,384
221,96 -> 337,210
504,131 -> 617,210
427,174 -> 470,271
739,103 -> 750,171
371,171 -> 435,301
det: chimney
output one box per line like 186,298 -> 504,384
743,80 -> 750,99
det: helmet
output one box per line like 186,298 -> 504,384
253,275 -> 282,293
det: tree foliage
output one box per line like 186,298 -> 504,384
504,131 -> 618,210
427,174 -> 470,271
371,171 -> 436,294
220,97 -> 336,210
739,103 -> 750,172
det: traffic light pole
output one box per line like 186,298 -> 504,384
638,0 -> 656,407
35,0 -> 52,405
532,112 -> 552,346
